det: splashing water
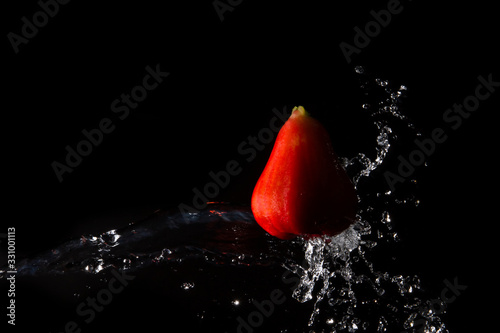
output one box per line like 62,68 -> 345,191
283,66 -> 445,332
0,66 -> 445,332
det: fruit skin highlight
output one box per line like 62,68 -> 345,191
251,106 -> 357,240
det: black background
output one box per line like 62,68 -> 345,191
2,0 -> 498,332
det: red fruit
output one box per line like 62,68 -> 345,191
251,106 -> 357,240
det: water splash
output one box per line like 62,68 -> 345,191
282,66 -> 446,332
1,203 -> 282,277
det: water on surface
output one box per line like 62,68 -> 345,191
1,67 -> 446,332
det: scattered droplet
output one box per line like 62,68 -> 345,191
354,66 -> 365,74
381,211 -> 391,224
181,282 -> 195,290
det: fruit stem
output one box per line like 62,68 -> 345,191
292,105 -> 309,117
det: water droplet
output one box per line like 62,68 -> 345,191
181,282 -> 195,290
375,78 -> 388,86
354,66 -> 365,74
381,212 -> 391,224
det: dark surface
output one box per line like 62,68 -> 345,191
2,0 -> 498,332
